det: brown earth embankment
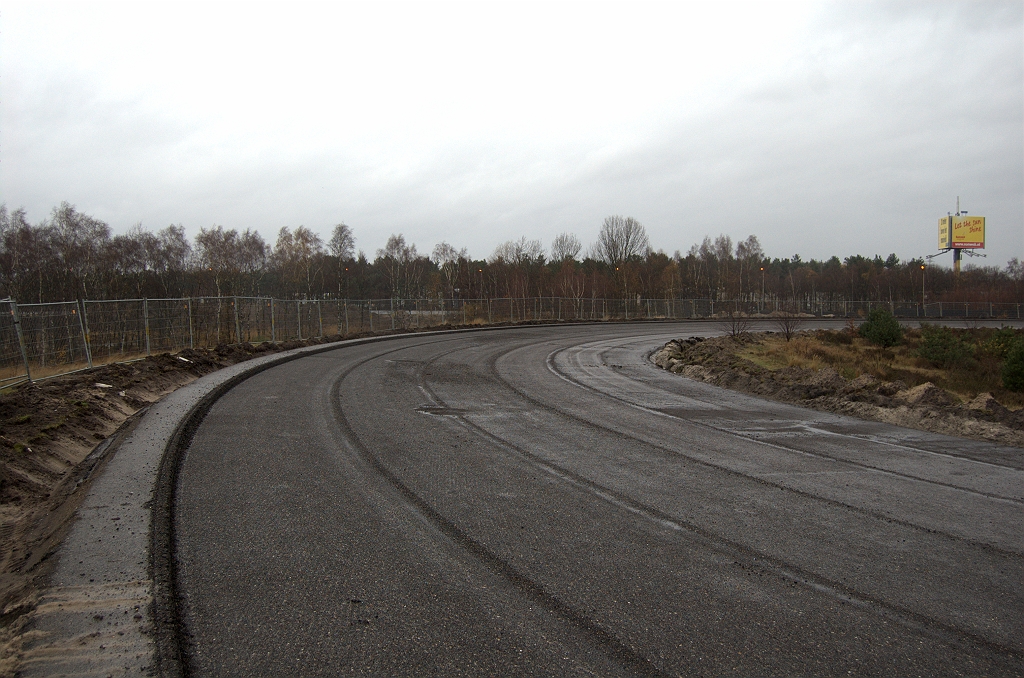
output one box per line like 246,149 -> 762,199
653,332 -> 1024,448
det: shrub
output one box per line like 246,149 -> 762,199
717,310 -> 752,338
816,329 -> 852,345
982,327 -> 1021,360
917,325 -> 975,369
858,308 -> 903,347
773,312 -> 804,342
1002,340 -> 1024,392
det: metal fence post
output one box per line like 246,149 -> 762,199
344,300 -> 349,335
297,301 -> 302,340
487,298 -> 492,324
78,298 -> 93,368
143,297 -> 152,355
390,298 -> 396,330
188,298 -> 194,349
318,300 -> 323,337
10,301 -> 32,382
233,296 -> 241,344
270,299 -> 276,342
369,302 -> 374,332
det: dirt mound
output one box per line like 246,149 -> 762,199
894,382 -> 958,408
652,334 -> 1024,448
0,335 -> 369,666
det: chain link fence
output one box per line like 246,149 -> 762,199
2,296 -> 1022,387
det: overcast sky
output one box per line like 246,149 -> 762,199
1,1 -> 1021,267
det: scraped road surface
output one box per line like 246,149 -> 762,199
175,323 -> 1024,676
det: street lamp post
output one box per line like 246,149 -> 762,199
760,267 -> 765,313
921,264 -> 926,311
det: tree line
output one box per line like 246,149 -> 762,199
2,202 -> 1022,305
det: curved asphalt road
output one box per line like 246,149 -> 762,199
175,322 -> 1024,676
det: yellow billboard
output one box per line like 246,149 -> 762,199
938,216 -> 951,249
938,215 -> 985,249
952,215 -> 985,248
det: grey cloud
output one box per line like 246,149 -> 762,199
1,2 -> 1020,268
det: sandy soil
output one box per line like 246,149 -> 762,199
652,332 -> 1024,448
0,333 -> 385,673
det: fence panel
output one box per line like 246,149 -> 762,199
0,303 -> 30,386
15,302 -> 90,379
6,294 -> 1024,386
85,299 -> 144,364
147,299 -> 193,353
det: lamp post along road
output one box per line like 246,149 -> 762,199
922,264 -> 926,309
760,267 -> 765,313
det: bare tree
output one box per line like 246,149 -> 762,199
107,224 -> 159,298
196,226 -> 237,297
377,234 -> 424,298
550,232 -> 582,262
595,216 -> 649,267
735,234 -> 764,298
555,259 -> 586,311
328,222 -> 356,295
328,223 -> 355,260
237,229 -> 269,295
595,215 -> 649,299
432,241 -> 465,299
490,237 -> 543,301
0,205 -> 50,302
155,224 -> 194,296
48,202 -> 111,300
713,234 -> 733,297
275,226 -> 324,297
490,237 -> 543,266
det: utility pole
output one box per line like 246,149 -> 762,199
921,263 -> 926,306
760,266 -> 765,313
952,196 -> 962,277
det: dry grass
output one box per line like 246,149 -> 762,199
739,327 -> 1024,409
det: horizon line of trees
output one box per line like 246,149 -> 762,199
2,202 -> 1022,306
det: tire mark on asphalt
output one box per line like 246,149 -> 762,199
410,339 -> 1024,661
593,342 -> 1024,504
328,339 -> 671,678
522,341 -> 1024,557
609,336 -> 1024,474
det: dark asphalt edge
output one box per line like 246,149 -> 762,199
149,321 -> 625,677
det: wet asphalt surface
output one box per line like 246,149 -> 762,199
175,322 -> 1024,676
